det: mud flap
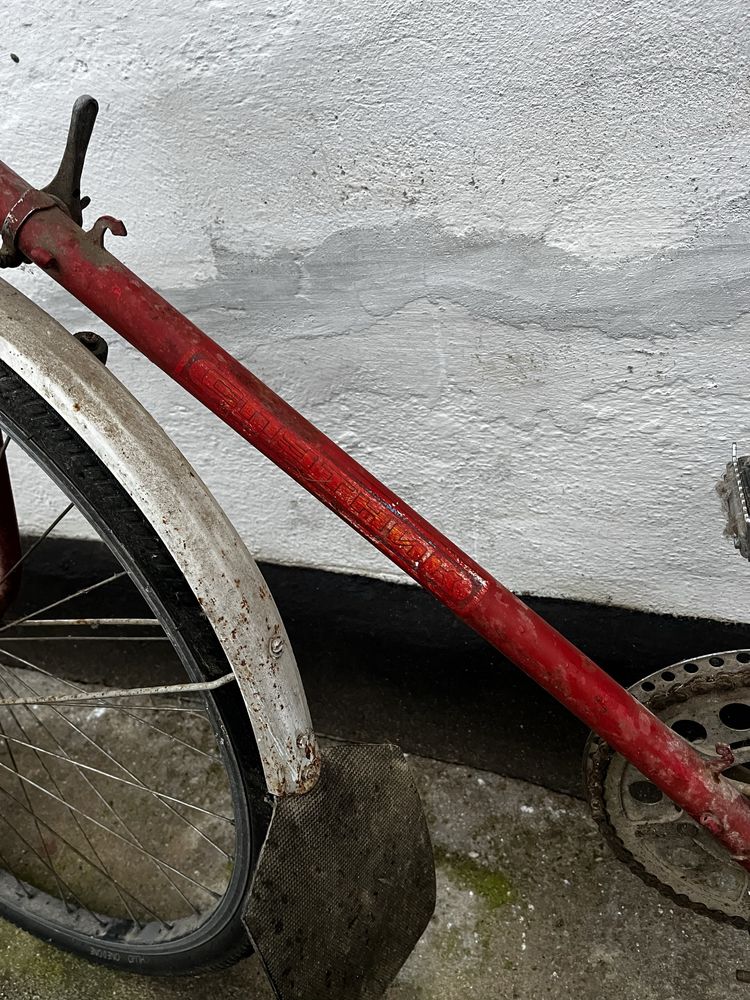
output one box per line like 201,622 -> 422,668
243,742 -> 436,1000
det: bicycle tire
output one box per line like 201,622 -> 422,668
0,356 -> 270,977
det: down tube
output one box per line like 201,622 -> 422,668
8,191 -> 750,867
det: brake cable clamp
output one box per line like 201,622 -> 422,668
0,95 -> 125,268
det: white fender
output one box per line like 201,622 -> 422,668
0,277 -> 319,796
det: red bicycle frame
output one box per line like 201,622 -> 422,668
2,157 -> 750,867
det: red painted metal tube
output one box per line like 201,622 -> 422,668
3,160 -> 750,864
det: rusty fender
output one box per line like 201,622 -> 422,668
0,277 -> 319,797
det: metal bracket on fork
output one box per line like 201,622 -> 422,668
0,672 -> 236,706
0,188 -> 59,269
0,95 -> 100,268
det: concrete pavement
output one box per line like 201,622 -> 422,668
0,753 -> 745,1000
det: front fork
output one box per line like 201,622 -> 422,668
0,441 -> 21,616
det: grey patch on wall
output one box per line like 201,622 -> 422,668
162,213 -> 750,351
28,205 -> 750,357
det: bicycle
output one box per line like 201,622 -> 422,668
0,96 -> 748,998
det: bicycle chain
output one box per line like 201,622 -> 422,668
585,664 -> 750,932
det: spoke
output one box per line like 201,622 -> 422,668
0,657 -> 232,859
0,636 -> 169,642
0,572 -> 128,634
0,781 -> 169,924
0,843 -> 32,899
0,674 -> 142,926
49,703 -> 214,718
10,619 -> 160,628
0,756 -> 221,898
4,667 -> 198,920
0,671 -> 235,705
0,647 -> 221,759
0,731 -> 233,821
0,669 -> 205,918
0,504 -> 75,590
76,703 -> 207,715
0,437 -> 235,927
0,711 -> 76,914
0,803 -> 105,921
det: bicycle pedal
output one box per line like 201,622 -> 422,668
718,444 -> 750,561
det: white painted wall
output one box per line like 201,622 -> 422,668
2,0 -> 750,622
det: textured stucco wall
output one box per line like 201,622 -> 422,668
2,1 -> 750,621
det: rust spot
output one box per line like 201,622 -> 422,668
700,812 -> 725,836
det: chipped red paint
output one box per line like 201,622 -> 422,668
177,352 -> 483,608
4,163 -> 750,864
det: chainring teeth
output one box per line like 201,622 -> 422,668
585,649 -> 750,931
629,649 -> 750,705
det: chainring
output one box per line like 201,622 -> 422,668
585,649 -> 750,930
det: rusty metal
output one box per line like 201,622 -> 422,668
0,671 -> 236,706
269,636 -> 285,656
709,742 -> 736,774
41,95 -> 98,226
0,277 -> 319,798
0,96 -> 98,269
73,330 -> 109,364
586,650 -> 750,930
85,215 -> 127,249
2,102 -> 750,871
0,187 -> 59,268
701,812 -> 724,836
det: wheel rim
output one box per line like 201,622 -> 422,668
0,418 -> 254,957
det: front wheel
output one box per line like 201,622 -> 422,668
0,354 -> 269,976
